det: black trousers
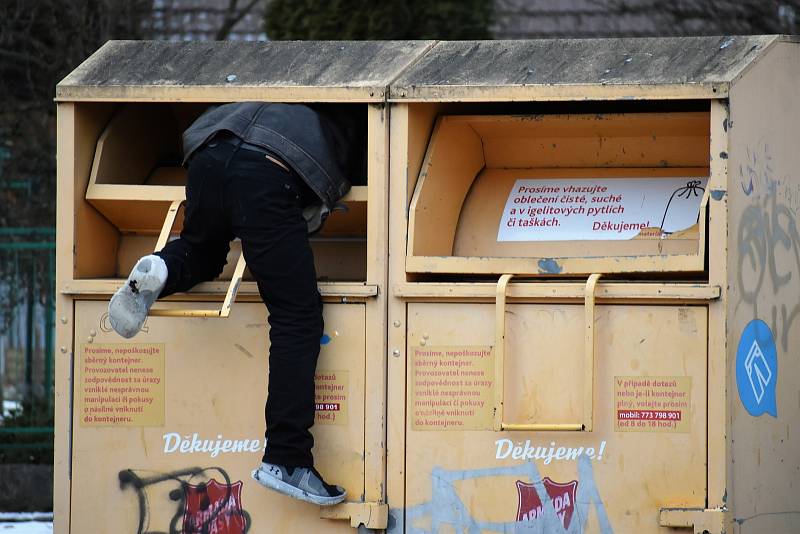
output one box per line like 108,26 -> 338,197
156,138 -> 322,467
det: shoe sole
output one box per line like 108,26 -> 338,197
126,257 -> 167,297
108,288 -> 148,339
251,468 -> 346,506
108,257 -> 166,338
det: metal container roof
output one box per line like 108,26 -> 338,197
57,36 -> 790,103
390,35 -> 784,101
56,40 -> 434,102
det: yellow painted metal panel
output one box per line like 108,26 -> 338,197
406,112 -> 710,275
706,100 -> 730,512
363,104 -> 390,502
71,301 -> 365,533
406,115 -> 485,257
464,112 -> 710,169
393,281 -> 720,302
60,279 -> 378,300
406,303 -> 707,533
54,103 -> 75,532
405,254 -> 705,276
727,40 -> 800,532
386,104 -> 413,533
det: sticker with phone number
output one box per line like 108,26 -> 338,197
614,376 -> 691,433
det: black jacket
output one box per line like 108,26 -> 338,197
183,102 -> 366,209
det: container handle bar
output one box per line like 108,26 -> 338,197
148,199 -> 246,318
493,273 -> 602,432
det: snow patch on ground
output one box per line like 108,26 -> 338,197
0,523 -> 53,533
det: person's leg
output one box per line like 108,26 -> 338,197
224,150 -> 344,504
108,143 -> 234,338
228,153 -> 321,467
155,144 -> 234,297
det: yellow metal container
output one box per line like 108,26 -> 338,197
54,40 -> 431,533
55,37 -> 800,534
386,36 -> 800,534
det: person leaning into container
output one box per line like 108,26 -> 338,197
107,102 -> 366,506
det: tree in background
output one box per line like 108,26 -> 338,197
600,0 -> 797,35
0,0 -> 153,231
264,0 -> 493,40
0,0 -> 153,328
0,2 -> 153,453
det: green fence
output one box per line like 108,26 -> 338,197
0,227 -> 55,463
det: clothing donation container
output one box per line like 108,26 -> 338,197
385,36 -> 800,534
54,40 -> 433,533
55,37 -> 800,534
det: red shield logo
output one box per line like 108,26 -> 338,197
516,477 -> 578,528
183,479 -> 246,534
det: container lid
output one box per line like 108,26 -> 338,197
58,36 -> 790,103
56,40 -> 435,102
390,35 -> 782,101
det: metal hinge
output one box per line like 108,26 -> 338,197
320,502 -> 389,529
659,508 -> 731,534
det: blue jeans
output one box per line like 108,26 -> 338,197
156,137 -> 322,467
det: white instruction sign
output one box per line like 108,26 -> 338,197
497,177 -> 707,241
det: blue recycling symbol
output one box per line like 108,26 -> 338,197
736,319 -> 778,417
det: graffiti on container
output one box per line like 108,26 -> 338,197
736,141 -> 800,353
404,455 -> 612,533
118,466 -> 251,534
738,144 -> 773,197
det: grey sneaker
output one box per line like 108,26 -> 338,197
251,463 -> 346,506
108,255 -> 168,338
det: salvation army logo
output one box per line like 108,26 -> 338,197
183,479 -> 246,534
516,478 -> 577,528
736,319 -> 778,417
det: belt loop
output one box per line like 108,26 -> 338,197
223,135 -> 242,168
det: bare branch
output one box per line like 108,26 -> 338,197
216,0 -> 262,40
0,49 -> 52,71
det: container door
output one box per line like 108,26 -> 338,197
405,303 -> 706,533
71,300 -> 365,533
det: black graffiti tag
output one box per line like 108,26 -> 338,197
118,466 -> 251,534
736,144 -> 800,352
